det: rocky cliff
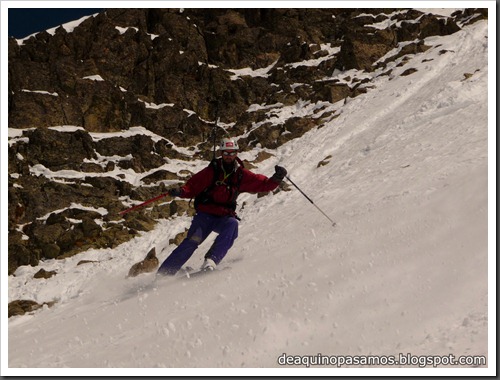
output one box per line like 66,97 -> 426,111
7,8 -> 487,275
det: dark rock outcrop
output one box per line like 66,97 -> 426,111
8,299 -> 56,318
127,247 -> 160,277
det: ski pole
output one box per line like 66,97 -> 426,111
285,175 -> 336,227
119,193 -> 169,216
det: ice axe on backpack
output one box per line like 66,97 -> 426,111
210,100 -> 219,160
285,175 -> 336,227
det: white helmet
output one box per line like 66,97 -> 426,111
219,138 -> 239,151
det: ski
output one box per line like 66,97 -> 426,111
182,266 -> 231,278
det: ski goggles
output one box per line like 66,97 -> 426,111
222,151 -> 238,156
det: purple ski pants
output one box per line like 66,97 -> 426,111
157,212 -> 239,275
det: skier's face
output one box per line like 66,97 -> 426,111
221,150 -> 238,164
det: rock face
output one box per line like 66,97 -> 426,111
7,8 -> 487,275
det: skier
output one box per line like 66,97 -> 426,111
157,138 -> 287,276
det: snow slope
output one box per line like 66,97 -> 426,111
4,17 -> 494,376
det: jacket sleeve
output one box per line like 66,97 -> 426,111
179,166 -> 214,198
239,169 -> 280,194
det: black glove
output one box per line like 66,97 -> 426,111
168,187 -> 183,197
271,165 -> 287,183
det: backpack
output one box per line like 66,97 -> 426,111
193,157 -> 244,212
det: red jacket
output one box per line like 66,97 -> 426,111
179,158 -> 280,216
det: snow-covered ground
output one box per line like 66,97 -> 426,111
2,12 -> 495,377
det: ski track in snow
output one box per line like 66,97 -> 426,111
5,19 -> 493,375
